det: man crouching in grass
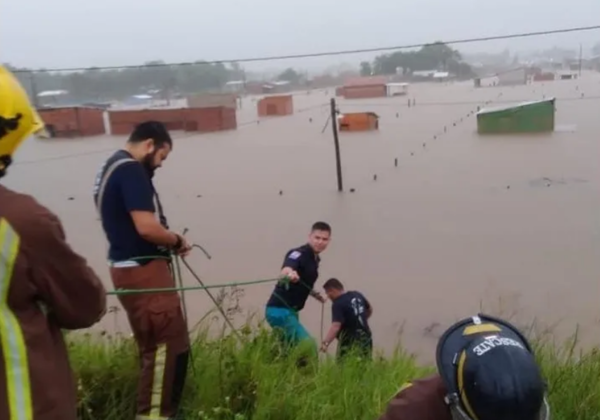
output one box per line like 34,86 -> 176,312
320,278 -> 373,361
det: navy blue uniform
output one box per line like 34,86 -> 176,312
93,150 -> 160,263
332,291 -> 373,359
265,244 -> 321,347
266,244 -> 321,311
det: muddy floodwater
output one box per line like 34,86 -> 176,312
5,74 -> 600,362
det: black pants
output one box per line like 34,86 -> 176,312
337,336 -> 373,361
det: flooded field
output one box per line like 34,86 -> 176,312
5,74 -> 600,361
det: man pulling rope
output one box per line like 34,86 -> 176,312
93,121 -> 192,420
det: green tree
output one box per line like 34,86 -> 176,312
368,42 -> 473,79
229,62 -> 246,80
277,68 -> 302,84
359,61 -> 372,76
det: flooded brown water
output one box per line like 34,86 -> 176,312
5,74 -> 600,362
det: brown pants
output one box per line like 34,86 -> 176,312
110,260 -> 190,420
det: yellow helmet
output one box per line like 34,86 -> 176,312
0,65 -> 46,175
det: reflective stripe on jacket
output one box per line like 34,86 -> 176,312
0,218 -> 32,420
0,185 -> 107,420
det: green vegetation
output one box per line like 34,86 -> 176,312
361,41 -> 475,79
70,323 -> 600,420
4,60 -> 246,103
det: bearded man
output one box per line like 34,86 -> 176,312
93,121 -> 192,420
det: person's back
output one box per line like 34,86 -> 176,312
334,290 -> 372,349
0,186 -> 107,419
321,279 -> 373,359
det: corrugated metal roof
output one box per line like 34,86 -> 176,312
477,98 -> 555,115
38,90 -> 68,97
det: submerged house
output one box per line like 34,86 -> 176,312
338,112 -> 379,132
476,98 -> 556,134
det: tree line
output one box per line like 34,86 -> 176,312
3,60 -> 315,106
359,42 -> 475,79
4,60 -> 247,105
3,42 -> 474,106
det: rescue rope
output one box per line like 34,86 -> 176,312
179,257 -> 242,339
320,303 -> 325,345
108,250 -> 327,355
106,276 -> 284,295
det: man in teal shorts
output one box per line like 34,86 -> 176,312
265,222 -> 330,349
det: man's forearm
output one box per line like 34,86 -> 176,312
323,323 -> 341,345
140,223 -> 179,248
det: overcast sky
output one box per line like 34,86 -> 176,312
2,0 -> 600,72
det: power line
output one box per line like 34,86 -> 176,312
12,24 -> 600,74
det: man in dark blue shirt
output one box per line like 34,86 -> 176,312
93,121 -> 191,420
265,222 -> 331,350
320,278 -> 373,360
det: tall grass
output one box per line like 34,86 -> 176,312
68,322 -> 600,420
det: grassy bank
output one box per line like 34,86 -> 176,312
68,324 -> 600,420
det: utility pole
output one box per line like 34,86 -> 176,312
330,98 -> 343,192
578,43 -> 583,77
29,72 -> 40,109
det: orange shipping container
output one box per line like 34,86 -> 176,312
257,95 -> 293,117
38,106 -> 105,138
339,112 -> 379,132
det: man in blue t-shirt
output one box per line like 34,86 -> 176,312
265,222 -> 330,351
320,278 -> 373,361
93,121 -> 191,420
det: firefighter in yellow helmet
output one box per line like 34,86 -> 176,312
0,66 -> 45,176
0,65 -> 107,419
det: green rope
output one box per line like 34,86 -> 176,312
107,276 -> 287,296
108,253 -> 319,327
108,252 -> 325,356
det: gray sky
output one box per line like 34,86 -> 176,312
2,0 -> 600,72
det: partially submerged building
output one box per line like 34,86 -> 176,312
533,72 -> 555,82
476,98 -> 555,134
558,72 -> 577,80
262,81 -> 292,94
386,83 -> 409,96
38,106 -> 105,138
497,68 -> 527,86
109,107 -> 237,135
341,76 -> 388,99
187,93 -> 238,109
257,95 -> 294,117
338,112 -> 379,132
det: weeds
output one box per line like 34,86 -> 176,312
68,288 -> 600,419
68,324 -> 600,420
